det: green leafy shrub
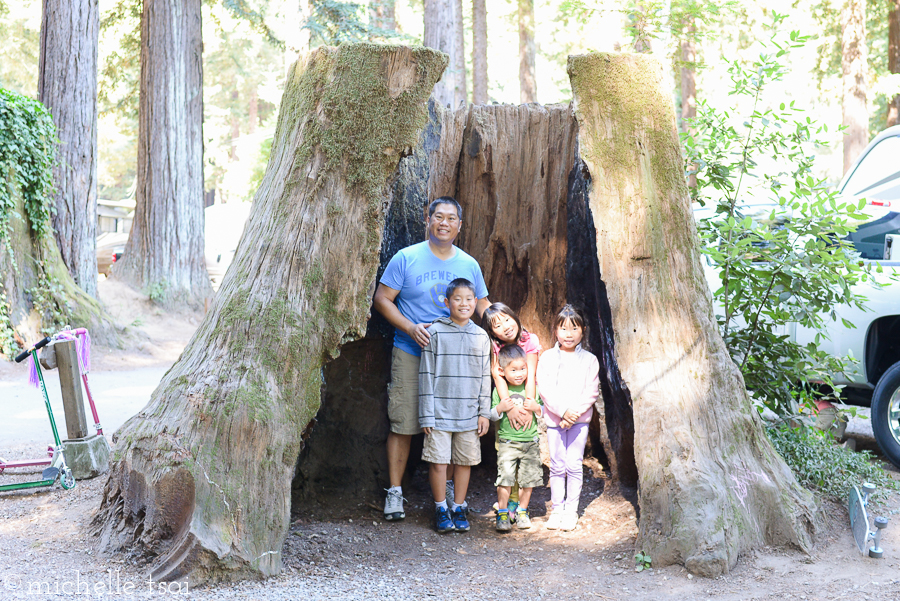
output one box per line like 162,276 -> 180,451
767,425 -> 899,505
682,15 -> 880,418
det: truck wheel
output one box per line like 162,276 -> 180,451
871,361 -> 900,469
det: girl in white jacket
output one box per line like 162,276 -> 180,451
536,304 -> 600,531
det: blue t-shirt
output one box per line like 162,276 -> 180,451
380,241 -> 489,356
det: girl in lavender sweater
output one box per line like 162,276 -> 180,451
536,304 -> 600,531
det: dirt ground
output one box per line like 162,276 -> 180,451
1,279 -> 900,600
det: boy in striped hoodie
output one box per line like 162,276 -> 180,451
419,278 -> 492,533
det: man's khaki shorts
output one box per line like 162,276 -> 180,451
494,439 -> 543,489
422,429 -> 481,466
387,347 -> 422,435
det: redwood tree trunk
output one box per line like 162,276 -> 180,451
93,45 -> 446,584
1,177 -> 117,352
370,0 -> 396,31
38,0 -> 100,299
113,0 -> 210,303
888,0 -> 900,127
472,0 -> 488,105
680,17 -> 697,188
518,0 -> 537,103
424,0 -> 466,107
568,52 -> 821,577
842,0 -> 868,173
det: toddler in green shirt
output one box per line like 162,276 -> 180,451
490,344 -> 543,531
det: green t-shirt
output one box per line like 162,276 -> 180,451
491,383 -> 543,442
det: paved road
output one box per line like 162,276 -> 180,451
0,366 -> 168,447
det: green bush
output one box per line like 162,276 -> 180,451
682,15 -> 880,419
767,425 -> 898,505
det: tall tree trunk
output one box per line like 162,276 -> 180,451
842,0 -> 868,173
1,94 -> 116,353
113,0 -> 210,304
680,17 -> 697,188
369,0 -> 396,31
568,52 -> 821,577
37,0 -> 100,299
518,0 -> 537,103
424,0 -> 467,107
888,0 -> 900,127
0,179 -> 116,352
630,2 -> 653,53
472,0 -> 488,105
93,45 -> 446,584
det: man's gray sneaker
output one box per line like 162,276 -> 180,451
384,488 -> 405,521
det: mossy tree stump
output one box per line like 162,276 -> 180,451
568,53 -> 821,576
93,44 -> 446,584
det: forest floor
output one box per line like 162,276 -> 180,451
1,279 -> 899,600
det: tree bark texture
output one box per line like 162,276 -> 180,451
518,0 -> 537,103
424,0 -> 467,108
1,172 -> 117,354
112,0 -> 210,304
472,0 -> 488,105
93,45 -> 446,584
37,0 -> 100,299
568,52 -> 821,577
841,0 -> 868,173
888,0 -> 900,127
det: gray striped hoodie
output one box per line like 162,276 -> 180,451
418,317 -> 492,432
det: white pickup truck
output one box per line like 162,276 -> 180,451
793,126 -> 900,467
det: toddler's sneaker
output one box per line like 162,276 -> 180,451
450,506 -> 470,532
495,510 -> 512,532
383,488 -> 405,521
435,506 -> 456,533
545,511 -> 562,530
560,510 -> 578,531
516,508 -> 532,529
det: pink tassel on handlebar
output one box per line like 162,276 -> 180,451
75,330 -> 91,373
27,354 -> 40,388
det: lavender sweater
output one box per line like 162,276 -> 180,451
536,343 -> 600,428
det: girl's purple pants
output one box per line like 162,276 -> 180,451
547,422 -> 589,513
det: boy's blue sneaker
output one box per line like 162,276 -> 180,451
496,510 -> 512,532
451,506 -> 470,532
435,506 -> 455,534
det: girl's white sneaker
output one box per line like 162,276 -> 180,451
560,510 -> 578,531
545,511 -> 563,530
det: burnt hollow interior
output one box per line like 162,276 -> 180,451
292,100 -> 637,507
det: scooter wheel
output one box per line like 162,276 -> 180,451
60,469 -> 76,490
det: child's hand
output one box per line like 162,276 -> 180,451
507,406 -> 530,430
559,418 -> 572,429
562,409 -> 580,424
496,397 -> 514,413
423,427 -> 433,436
477,416 -> 490,436
523,398 -> 541,413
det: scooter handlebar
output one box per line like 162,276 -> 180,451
14,336 -> 51,363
